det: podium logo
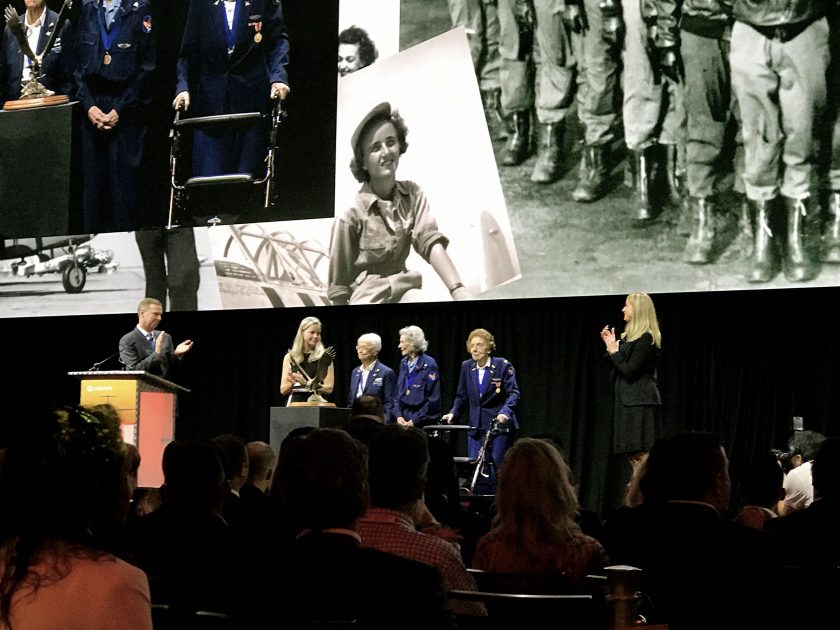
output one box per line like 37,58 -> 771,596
86,385 -> 114,392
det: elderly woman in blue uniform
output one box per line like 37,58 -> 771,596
328,102 -> 470,305
173,0 -> 289,179
393,325 -> 442,428
73,0 -> 155,232
347,332 -> 395,421
443,328 -> 519,485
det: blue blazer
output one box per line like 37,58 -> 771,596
348,359 -> 396,419
175,0 -> 289,117
449,356 -> 519,433
1,8 -> 69,103
394,354 -> 441,427
73,0 -> 155,115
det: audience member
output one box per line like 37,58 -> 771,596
473,438 -> 607,590
358,425 -> 484,616
237,441 -> 275,548
211,433 -> 249,526
782,430 -> 826,514
249,428 -> 454,627
603,432 -> 778,629
351,393 -> 387,423
0,404 -> 152,629
733,454 -> 783,529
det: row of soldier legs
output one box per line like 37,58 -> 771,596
448,0 -> 840,282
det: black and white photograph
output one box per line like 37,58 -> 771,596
337,0 -> 399,77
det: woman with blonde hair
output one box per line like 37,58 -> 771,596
472,438 -> 607,587
281,316 -> 335,404
600,292 -> 662,458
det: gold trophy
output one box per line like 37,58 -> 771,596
2,1 -> 72,110
288,347 -> 337,406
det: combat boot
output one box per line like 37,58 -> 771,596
531,122 -> 564,184
783,196 -> 817,282
572,144 -> 609,202
500,111 -> 530,166
664,143 -> 685,208
683,197 -> 715,264
633,145 -> 656,222
725,194 -> 754,261
822,191 -> 840,263
481,89 -> 509,141
747,198 -> 779,283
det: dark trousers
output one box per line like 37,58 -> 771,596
193,122 -> 264,177
135,227 -> 200,311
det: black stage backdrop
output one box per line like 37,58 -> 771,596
5,286 -> 839,514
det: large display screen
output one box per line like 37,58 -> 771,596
2,0 -> 839,319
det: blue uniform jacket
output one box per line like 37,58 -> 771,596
1,8 -> 70,103
449,357 -> 520,434
175,0 -> 289,117
394,353 -> 442,427
73,0 -> 155,115
347,360 -> 396,419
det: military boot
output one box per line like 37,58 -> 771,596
664,143 -> 685,208
822,191 -> 840,263
747,198 -> 779,283
572,144 -> 610,202
783,196 -> 817,282
683,197 -> 716,264
725,194 -> 754,261
633,145 -> 656,222
481,89 -> 509,141
531,122 -> 564,184
500,111 -> 530,166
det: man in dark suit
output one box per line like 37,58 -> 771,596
348,333 -> 395,421
118,297 -> 193,379
247,428 -> 454,627
1,0 -> 69,103
172,0 -> 289,178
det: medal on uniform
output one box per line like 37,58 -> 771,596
496,387 -> 501,394
98,7 -> 121,68
254,32 -> 262,43
103,52 -> 112,65
250,20 -> 263,43
405,389 -> 411,396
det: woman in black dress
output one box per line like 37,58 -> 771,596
600,292 -> 662,460
280,316 -> 335,404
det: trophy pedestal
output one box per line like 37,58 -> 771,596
289,401 -> 337,407
3,94 -> 69,111
268,406 -> 351,455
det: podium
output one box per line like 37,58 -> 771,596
69,370 -> 190,488
0,102 -> 81,238
269,406 -> 351,456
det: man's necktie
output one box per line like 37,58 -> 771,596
147,333 -> 155,348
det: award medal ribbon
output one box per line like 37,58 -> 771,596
221,0 -> 240,55
404,362 -> 419,397
249,20 -> 262,43
98,9 -> 123,66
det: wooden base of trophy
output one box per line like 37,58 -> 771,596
289,401 -> 337,407
3,94 -> 69,111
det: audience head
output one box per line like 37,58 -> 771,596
161,439 -> 225,512
246,441 -> 276,487
275,429 -> 368,532
350,394 -> 386,423
212,434 -> 249,492
338,25 -> 378,76
368,425 -> 429,510
0,404 -> 129,624
738,454 -> 784,508
345,417 -> 386,446
644,433 -> 730,510
812,436 -> 840,501
787,430 -> 826,465
123,442 -> 141,497
495,437 -> 580,540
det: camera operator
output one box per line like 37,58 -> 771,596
781,430 -> 826,515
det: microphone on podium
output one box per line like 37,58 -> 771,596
88,351 -> 121,371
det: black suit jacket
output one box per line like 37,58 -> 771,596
245,532 -> 454,628
608,332 -> 661,406
119,327 -> 174,379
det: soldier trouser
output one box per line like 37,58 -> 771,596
682,31 -> 741,199
497,0 -> 575,123
571,0 -> 620,146
824,14 -> 840,190
730,19 -> 829,201
448,0 -> 502,90
621,0 -> 685,150
135,227 -> 201,311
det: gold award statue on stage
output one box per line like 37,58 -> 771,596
288,346 -> 337,406
3,0 -> 72,110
